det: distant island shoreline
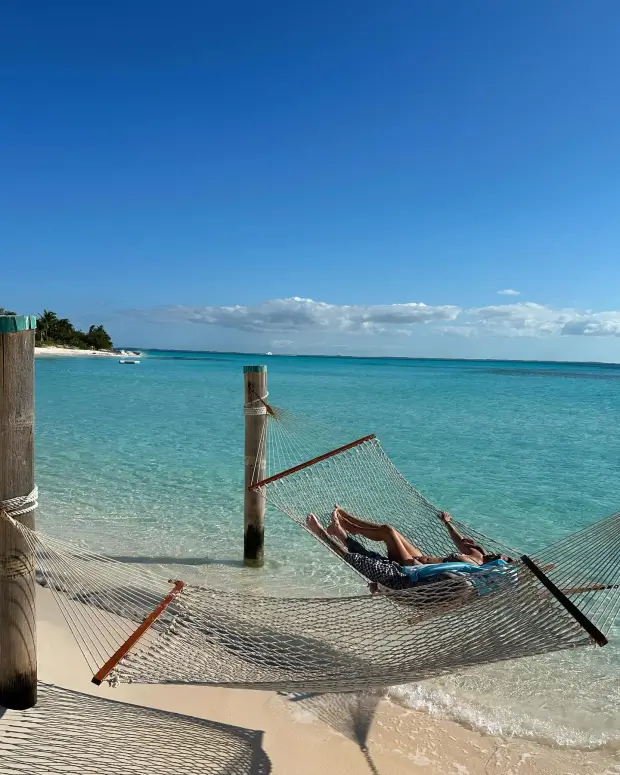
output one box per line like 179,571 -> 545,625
2,307 -> 121,354
35,345 -> 142,358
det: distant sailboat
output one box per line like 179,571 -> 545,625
119,359 -> 140,365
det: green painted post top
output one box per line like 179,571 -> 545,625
243,365 -> 267,373
0,315 -> 37,333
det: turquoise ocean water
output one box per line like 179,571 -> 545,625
35,352 -> 620,749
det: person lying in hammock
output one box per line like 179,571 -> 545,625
306,507 -> 510,591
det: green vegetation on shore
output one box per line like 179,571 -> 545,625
0,307 -> 114,350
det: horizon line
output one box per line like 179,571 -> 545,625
121,347 -> 620,367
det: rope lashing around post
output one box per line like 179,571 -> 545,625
244,391 -> 269,416
245,392 -> 269,487
0,487 -> 38,583
0,486 -> 38,521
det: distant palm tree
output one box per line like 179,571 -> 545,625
37,309 -> 58,343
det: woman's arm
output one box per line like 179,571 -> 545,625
439,512 -> 484,564
439,512 -> 468,550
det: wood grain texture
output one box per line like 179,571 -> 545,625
0,324 -> 37,709
243,366 -> 267,567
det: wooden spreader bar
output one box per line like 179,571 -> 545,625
521,555 -> 608,647
248,434 -> 377,491
92,580 -> 186,686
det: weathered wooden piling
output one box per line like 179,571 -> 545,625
243,365 -> 267,567
0,315 -> 37,709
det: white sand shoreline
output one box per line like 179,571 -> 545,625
25,587 -> 618,774
35,345 -> 142,358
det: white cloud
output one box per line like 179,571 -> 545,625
436,325 -> 478,337
149,297 -> 461,335
468,303 -> 620,339
561,313 -> 620,337
133,298 -> 620,342
469,302 -> 573,337
497,289 -> 521,296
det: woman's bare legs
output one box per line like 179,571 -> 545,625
331,505 -> 425,561
331,505 -> 389,532
323,509 -> 417,564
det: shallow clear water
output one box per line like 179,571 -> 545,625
35,352 -> 620,748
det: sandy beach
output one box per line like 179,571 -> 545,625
35,346 -> 141,357
17,586 -> 614,775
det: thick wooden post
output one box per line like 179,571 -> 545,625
0,315 -> 37,710
244,365 -> 267,568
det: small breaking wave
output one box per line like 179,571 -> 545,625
388,642 -> 620,751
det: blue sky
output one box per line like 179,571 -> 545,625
2,1 -> 620,359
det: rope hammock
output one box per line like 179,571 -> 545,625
2,437 -> 620,693
256,412 -> 620,619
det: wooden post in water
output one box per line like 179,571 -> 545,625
0,315 -> 37,710
243,365 -> 267,567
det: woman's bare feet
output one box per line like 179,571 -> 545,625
326,506 -> 338,532
326,513 -> 347,542
306,513 -> 325,537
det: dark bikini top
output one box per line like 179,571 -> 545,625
442,552 -> 466,563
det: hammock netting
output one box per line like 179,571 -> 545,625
0,683 -> 270,774
2,418 -> 620,693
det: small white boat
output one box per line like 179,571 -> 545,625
119,359 -> 140,365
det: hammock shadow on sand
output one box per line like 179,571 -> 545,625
0,683 -> 271,775
285,691 -> 383,775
